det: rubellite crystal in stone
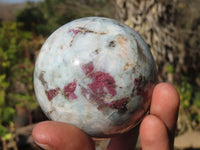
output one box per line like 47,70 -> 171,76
33,17 -> 157,138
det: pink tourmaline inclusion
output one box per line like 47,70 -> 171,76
81,62 -> 129,110
82,62 -> 117,97
45,79 -> 78,101
64,79 -> 77,99
81,62 -> 94,77
45,88 -> 60,101
106,97 -> 129,109
88,71 -> 117,97
68,29 -> 80,35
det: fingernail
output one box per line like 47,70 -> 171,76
35,141 -> 52,150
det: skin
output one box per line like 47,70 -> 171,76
32,82 -> 180,150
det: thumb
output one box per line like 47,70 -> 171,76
32,121 -> 95,150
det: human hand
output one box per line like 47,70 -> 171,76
32,82 -> 180,150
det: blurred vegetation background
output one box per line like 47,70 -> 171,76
0,0 -> 199,149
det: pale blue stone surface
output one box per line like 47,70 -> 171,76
34,17 -> 157,137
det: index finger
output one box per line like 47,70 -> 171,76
150,82 -> 180,133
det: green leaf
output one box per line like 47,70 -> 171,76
165,64 -> 174,74
0,91 -> 5,106
2,107 -> 15,122
0,124 -> 8,137
2,133 -> 12,140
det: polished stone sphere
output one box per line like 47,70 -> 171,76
34,17 -> 157,138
